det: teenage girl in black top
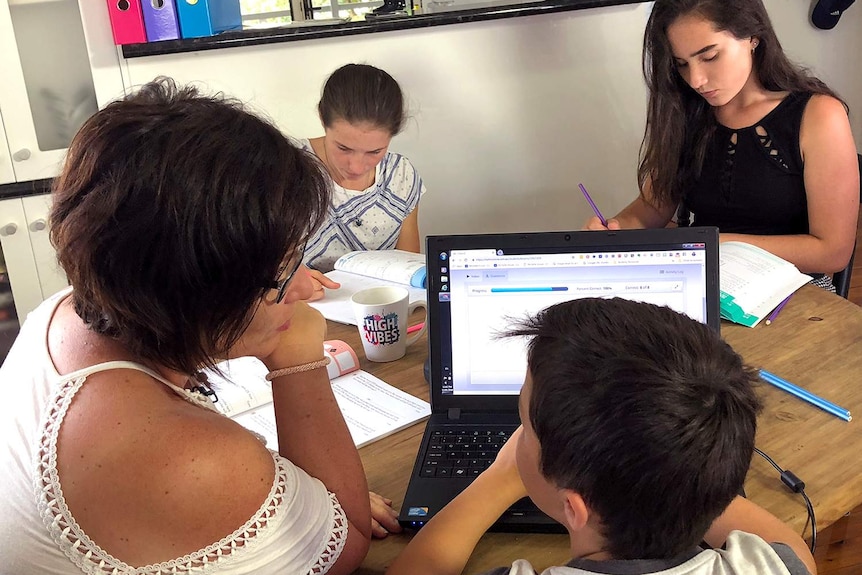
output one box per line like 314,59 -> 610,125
586,0 -> 858,276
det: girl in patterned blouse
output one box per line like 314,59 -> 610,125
299,63 -> 427,301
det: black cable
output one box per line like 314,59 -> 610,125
801,490 -> 817,553
753,447 -> 817,553
754,446 -> 783,474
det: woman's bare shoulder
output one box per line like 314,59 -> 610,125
803,93 -> 850,127
56,369 -> 278,566
799,93 -> 855,162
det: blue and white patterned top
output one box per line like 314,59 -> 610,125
297,138 -> 426,273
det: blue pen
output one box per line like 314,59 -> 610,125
759,370 -> 851,422
579,183 -> 607,227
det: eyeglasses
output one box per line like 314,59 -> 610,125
269,245 -> 305,304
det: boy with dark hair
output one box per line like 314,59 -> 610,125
388,298 -> 815,575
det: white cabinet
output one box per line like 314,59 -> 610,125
0,112 -> 13,186
22,194 -> 67,300
0,193 -> 67,323
0,0 -> 125,183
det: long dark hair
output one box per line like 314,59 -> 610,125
51,77 -> 330,375
640,0 -> 846,208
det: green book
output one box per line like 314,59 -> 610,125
719,291 -> 759,328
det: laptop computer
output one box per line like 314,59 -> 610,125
398,227 -> 720,532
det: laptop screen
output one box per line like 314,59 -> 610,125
425,228 -> 720,406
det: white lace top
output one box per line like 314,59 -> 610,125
0,288 -> 348,574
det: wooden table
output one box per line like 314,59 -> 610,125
325,284 -> 862,574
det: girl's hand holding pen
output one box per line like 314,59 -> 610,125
584,216 -> 622,231
579,183 -> 621,231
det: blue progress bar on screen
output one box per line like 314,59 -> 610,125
490,287 -> 569,293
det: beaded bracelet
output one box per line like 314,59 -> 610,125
265,357 -> 331,381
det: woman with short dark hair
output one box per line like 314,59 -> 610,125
0,77 -> 376,574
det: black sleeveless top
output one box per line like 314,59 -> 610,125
686,92 -> 812,235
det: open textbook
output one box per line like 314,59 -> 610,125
309,250 -> 426,325
205,341 -> 430,450
333,249 -> 427,288
719,241 -> 811,328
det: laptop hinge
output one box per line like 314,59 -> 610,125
447,408 -> 461,421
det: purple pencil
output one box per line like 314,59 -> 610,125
579,183 -> 607,227
765,293 -> 794,325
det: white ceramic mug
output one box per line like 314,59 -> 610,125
351,286 -> 427,362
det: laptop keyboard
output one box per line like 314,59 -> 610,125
420,427 -> 514,478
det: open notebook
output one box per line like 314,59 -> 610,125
398,227 -> 720,532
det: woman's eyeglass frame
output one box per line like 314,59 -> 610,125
269,245 -> 305,304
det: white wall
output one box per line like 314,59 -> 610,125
115,0 -> 862,243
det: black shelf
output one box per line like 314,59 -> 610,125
122,0 -> 647,58
0,178 -> 53,201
